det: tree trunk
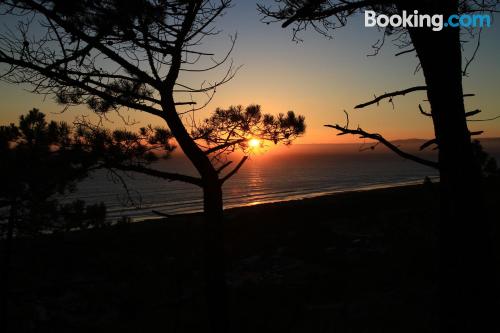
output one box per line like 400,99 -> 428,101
202,179 -> 227,333
406,1 -> 496,331
159,95 -> 229,332
160,96 -> 228,332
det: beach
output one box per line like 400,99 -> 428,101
4,180 -> 499,332
1,1 -> 499,331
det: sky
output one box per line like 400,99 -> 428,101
0,1 -> 499,144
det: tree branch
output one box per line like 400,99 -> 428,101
282,0 -> 383,28
468,115 -> 500,122
395,48 -> 416,57
419,104 -> 432,117
325,124 -> 439,169
355,86 -> 427,109
220,156 -> 248,183
25,0 -> 159,88
108,164 -> 202,187
463,28 -> 482,77
216,161 -> 233,174
0,55 -> 164,117
204,138 -> 246,155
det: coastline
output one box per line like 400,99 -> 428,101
5,179 -> 499,332
132,177 -> 438,222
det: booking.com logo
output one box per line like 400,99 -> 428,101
365,10 -> 492,31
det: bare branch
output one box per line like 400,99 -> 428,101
463,28 -> 482,77
175,101 -> 197,106
220,156 -> 248,183
420,139 -> 437,151
465,109 -> 481,117
395,48 -> 415,57
325,124 -> 439,169
419,104 -> 432,117
281,0 -> 384,28
216,161 -> 233,174
355,86 -> 427,109
109,164 -> 202,187
468,115 -> 500,122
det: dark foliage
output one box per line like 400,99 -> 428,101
472,140 -> 499,178
0,2 -> 306,331
0,109 -> 109,236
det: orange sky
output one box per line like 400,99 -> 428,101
0,2 -> 499,145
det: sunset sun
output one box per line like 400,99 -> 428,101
248,138 -> 261,148
0,0 -> 497,331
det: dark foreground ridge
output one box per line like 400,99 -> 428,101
3,181 -> 499,333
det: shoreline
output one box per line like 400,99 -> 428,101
6,178 -> 499,332
225,177 -> 436,211
134,177 -> 437,222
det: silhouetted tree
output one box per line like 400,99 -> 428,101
472,140 -> 499,178
0,109 -> 109,326
0,2 -> 306,331
260,0 -> 499,331
0,110 -> 111,234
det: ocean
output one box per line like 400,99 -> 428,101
67,140 -> 500,222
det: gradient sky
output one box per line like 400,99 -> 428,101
0,1 -> 499,144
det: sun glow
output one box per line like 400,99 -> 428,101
248,138 -> 261,148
